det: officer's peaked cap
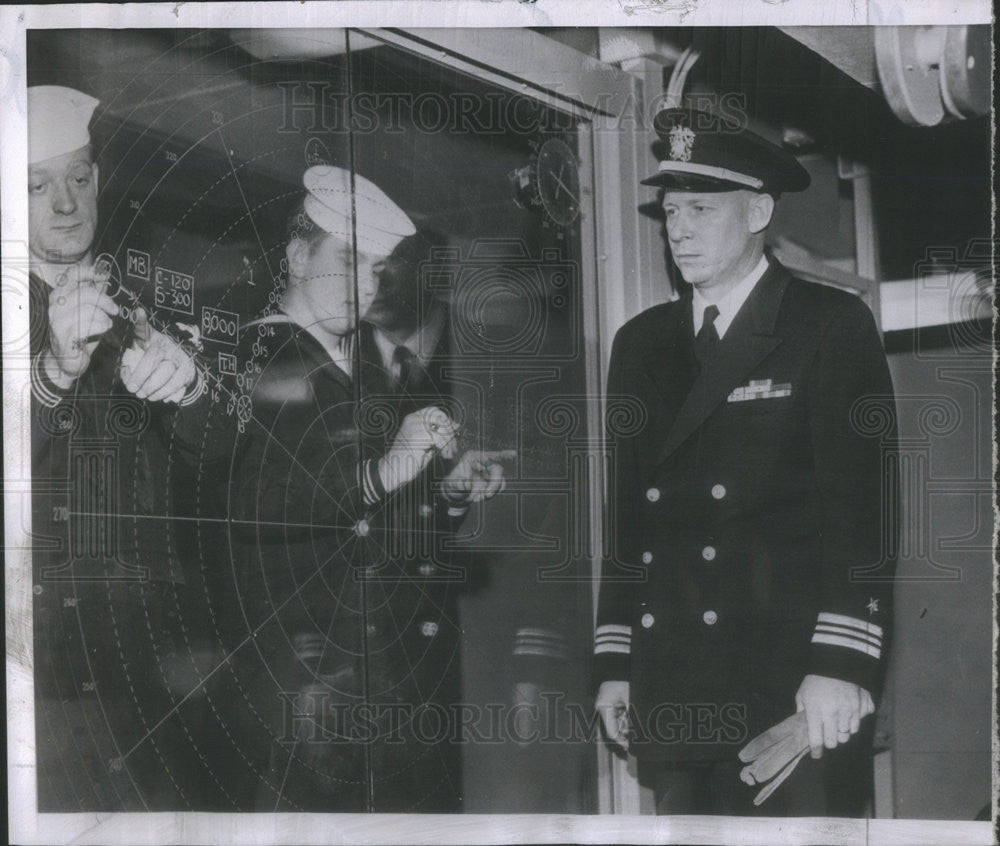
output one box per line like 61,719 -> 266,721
643,107 -> 810,197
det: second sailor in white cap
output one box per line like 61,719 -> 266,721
281,165 -> 417,344
277,165 -> 461,490
169,165 -> 511,810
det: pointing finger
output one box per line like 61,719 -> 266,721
123,338 -> 166,394
482,461 -> 504,499
132,307 -> 153,349
485,449 -> 517,462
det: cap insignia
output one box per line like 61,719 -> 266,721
668,125 -> 696,163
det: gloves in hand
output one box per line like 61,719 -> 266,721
737,711 -> 810,806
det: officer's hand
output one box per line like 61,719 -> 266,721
596,680 -> 630,751
120,308 -> 197,403
794,674 -> 875,759
441,449 -> 516,503
44,266 -> 118,387
379,406 -> 460,493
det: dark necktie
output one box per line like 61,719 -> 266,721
694,304 -> 720,368
393,345 -> 418,392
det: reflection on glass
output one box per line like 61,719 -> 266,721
347,39 -> 597,814
29,27 -> 599,812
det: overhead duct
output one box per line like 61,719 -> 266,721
874,25 -> 990,125
781,25 -> 989,127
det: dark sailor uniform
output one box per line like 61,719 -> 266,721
29,270 -> 222,811
171,314 -> 468,812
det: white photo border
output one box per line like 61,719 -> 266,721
3,3 -> 995,845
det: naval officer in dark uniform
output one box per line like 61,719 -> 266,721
594,107 -> 897,815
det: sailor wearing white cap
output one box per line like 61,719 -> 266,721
168,165 -> 495,810
281,165 -> 416,351
28,85 -> 224,810
27,85 -> 201,406
27,86 -> 101,269
303,164 -> 417,255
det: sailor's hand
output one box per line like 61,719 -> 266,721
379,406 -> 460,492
441,449 -> 516,503
120,308 -> 197,403
44,265 -> 117,387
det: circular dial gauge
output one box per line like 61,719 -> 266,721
534,138 -> 581,227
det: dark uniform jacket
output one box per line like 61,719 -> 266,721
171,314 -> 467,811
29,271 -> 190,586
594,259 -> 897,762
29,270 -> 223,810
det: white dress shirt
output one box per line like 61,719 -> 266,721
692,254 -> 769,340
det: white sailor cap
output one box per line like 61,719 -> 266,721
28,85 -> 100,165
303,165 -> 416,256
